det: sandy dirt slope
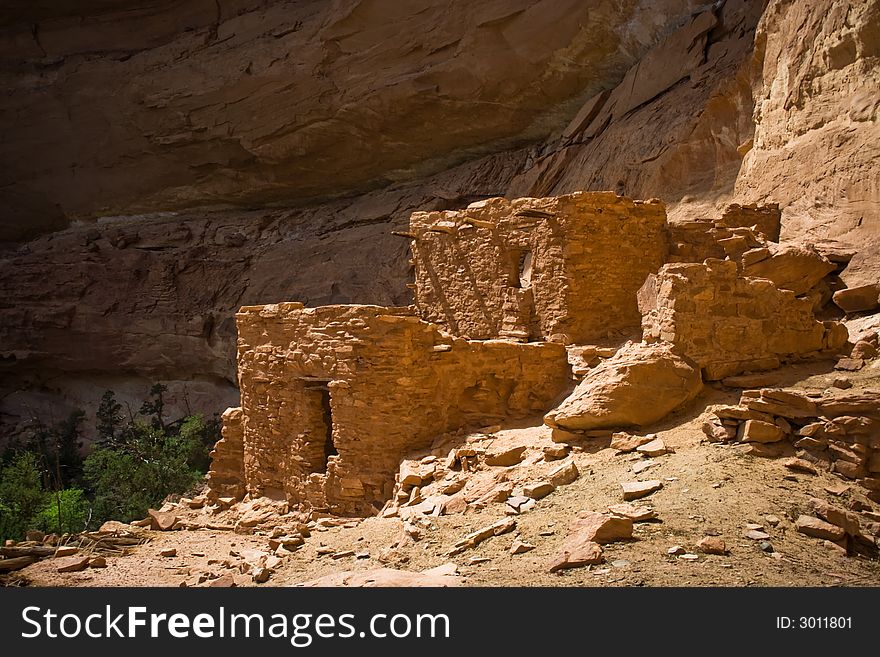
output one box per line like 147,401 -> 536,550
7,360 -> 879,589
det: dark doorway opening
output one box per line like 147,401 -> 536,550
302,380 -> 337,473
318,385 -> 337,463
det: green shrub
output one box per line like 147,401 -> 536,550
33,488 -> 89,535
0,452 -> 47,544
96,390 -> 124,445
83,418 -> 208,525
177,415 -> 214,472
83,448 -> 156,524
0,385 -> 221,536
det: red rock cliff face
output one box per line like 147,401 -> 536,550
0,0 -> 877,434
734,0 -> 880,287
0,0 -> 720,428
0,0 -> 709,234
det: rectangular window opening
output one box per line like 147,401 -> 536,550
507,249 -> 533,288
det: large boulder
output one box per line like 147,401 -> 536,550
832,284 -> 880,313
742,242 -> 836,296
544,342 -> 702,432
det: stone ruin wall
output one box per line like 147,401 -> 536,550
207,191 -> 851,516
639,259 -> 845,380
703,387 -> 880,512
667,203 -> 782,264
410,192 -> 669,343
207,407 -> 245,500
209,302 -> 570,515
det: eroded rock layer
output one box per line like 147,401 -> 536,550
735,0 -> 880,285
0,0 -> 710,227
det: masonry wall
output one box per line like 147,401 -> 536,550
411,192 -> 669,343
716,203 -> 781,241
667,203 -> 780,263
207,407 -> 245,500
639,259 -> 844,380
227,303 -> 571,515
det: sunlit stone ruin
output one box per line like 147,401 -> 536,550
207,191 -> 861,517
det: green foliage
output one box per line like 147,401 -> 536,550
0,452 -> 47,544
33,488 -> 89,536
83,449 -> 156,525
177,414 -> 215,472
15,410 -> 85,491
96,390 -> 124,445
0,384 -> 222,540
139,383 -> 168,431
82,414 -> 215,525
53,410 -> 85,486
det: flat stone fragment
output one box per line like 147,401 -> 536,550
632,459 -> 656,474
610,433 -> 655,453
148,508 -> 179,531
795,515 -> 846,541
296,564 -> 460,588
697,536 -> 727,555
548,539 -> 604,573
822,540 -> 848,557
484,445 -> 527,467
449,518 -> 516,555
832,284 -> 879,313
205,574 -> 237,587
572,511 -> 634,544
636,437 -> 668,457
783,457 -> 817,474
506,495 -> 531,511
549,461 -> 579,486
510,539 -> 535,555
543,444 -> 569,461
738,420 -> 785,443
621,480 -> 663,501
55,556 -> 90,573
522,481 -> 555,500
809,498 -> 861,537
54,546 -> 78,557
608,503 -> 657,522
